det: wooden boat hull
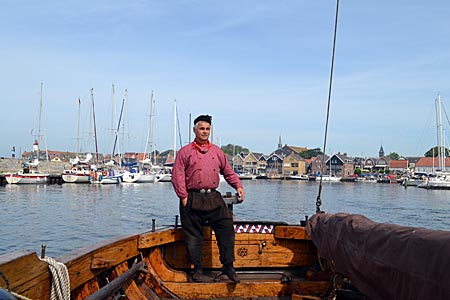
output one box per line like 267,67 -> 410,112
0,222 -> 332,299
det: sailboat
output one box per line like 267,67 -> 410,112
418,95 -> 450,189
122,91 -> 159,183
154,99 -> 177,183
88,88 -> 121,185
61,98 -> 91,183
6,83 -> 50,184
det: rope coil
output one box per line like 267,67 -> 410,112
40,256 -> 71,300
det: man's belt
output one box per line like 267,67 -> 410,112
189,188 -> 216,194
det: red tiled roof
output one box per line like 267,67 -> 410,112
416,157 -> 450,167
389,160 -> 408,168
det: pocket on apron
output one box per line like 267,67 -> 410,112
191,191 -> 224,212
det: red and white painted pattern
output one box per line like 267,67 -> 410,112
234,224 -> 274,234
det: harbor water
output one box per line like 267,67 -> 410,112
1,180 -> 450,257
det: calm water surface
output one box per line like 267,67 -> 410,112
1,180 -> 450,257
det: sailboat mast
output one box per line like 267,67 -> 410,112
436,95 -> 444,171
120,89 -> 127,163
144,91 -> 155,161
91,88 -> 99,163
112,97 -> 125,162
76,98 -> 81,157
150,91 -> 156,164
38,82 -> 43,144
173,99 -> 177,159
111,83 -> 116,161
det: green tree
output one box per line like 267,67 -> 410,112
425,146 -> 450,157
387,152 -> 400,160
299,147 -> 323,159
354,167 -> 362,175
221,144 -> 250,157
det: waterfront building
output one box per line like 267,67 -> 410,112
282,152 -> 306,176
389,158 -> 409,174
414,157 -> 450,174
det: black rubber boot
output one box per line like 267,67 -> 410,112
192,266 -> 211,282
220,262 -> 240,283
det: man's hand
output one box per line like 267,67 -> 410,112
182,197 -> 188,207
237,187 -> 245,202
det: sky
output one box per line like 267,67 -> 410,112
1,1 -> 450,158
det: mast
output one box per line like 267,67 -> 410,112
173,99 -> 177,159
112,96 -> 125,163
435,95 -> 444,171
91,88 -> 99,163
120,89 -> 127,164
111,83 -> 116,162
76,98 -> 81,157
144,91 -> 155,162
150,92 -> 156,165
38,82 -> 43,144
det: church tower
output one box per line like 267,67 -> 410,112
379,144 -> 385,158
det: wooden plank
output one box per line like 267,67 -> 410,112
148,248 -> 188,282
61,235 -> 140,290
143,256 -> 177,299
0,250 -> 51,299
274,226 -> 311,240
164,236 -> 317,269
138,227 -> 212,249
138,229 -> 185,249
113,262 -> 148,300
163,280 -> 330,298
90,240 -> 139,269
72,280 -> 100,300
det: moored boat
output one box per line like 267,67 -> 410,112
287,174 -> 309,180
5,161 -> 50,184
236,172 -> 257,180
62,159 -> 91,184
315,174 -> 341,182
5,158 -> 49,184
89,167 -> 122,184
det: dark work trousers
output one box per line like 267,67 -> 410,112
179,190 -> 235,268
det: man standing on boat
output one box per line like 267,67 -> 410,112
172,114 -> 245,283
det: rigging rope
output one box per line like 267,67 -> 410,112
317,0 -> 340,214
40,256 -> 71,300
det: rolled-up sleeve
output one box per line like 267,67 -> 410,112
218,149 -> 242,190
172,150 -> 188,199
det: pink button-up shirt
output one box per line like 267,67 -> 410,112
172,142 -> 242,199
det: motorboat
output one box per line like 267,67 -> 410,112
315,174 -> 341,182
5,160 -> 49,184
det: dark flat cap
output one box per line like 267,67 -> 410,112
194,115 -> 212,125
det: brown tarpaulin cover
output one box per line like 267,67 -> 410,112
306,213 -> 450,300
